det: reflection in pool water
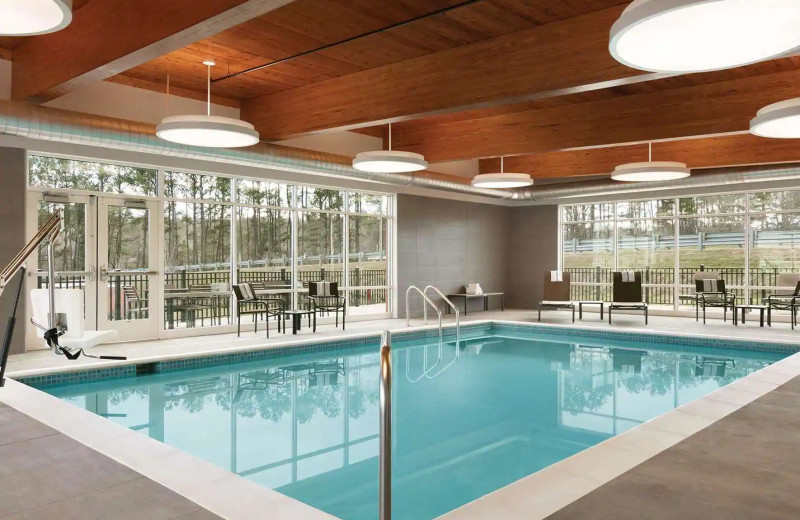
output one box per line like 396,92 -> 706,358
44,335 -> 783,520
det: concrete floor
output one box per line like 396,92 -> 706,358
0,402 -> 222,520
545,375 -> 800,520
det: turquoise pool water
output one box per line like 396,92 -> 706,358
36,327 -> 788,520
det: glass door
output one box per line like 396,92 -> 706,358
25,192 -> 96,349
97,198 -> 160,341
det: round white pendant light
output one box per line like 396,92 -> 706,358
352,123 -> 427,173
471,157 -> 534,188
610,0 -> 800,73
156,61 -> 259,148
750,98 -> 800,139
0,0 -> 72,36
611,143 -> 691,182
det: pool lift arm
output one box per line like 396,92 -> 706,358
0,211 -> 125,387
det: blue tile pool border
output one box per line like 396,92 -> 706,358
17,321 -> 799,389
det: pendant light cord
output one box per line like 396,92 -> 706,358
388,123 -> 392,151
648,142 -> 652,162
500,156 -> 504,174
206,63 -> 211,116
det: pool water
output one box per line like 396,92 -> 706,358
40,330 -> 786,520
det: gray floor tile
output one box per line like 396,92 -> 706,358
0,407 -> 57,446
546,375 -> 800,520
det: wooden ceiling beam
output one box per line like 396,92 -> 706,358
11,0 -> 295,102
394,68 -> 800,162
241,5 -> 664,140
478,134 -> 800,179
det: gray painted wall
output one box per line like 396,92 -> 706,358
397,195 -> 510,317
0,147 -> 27,355
505,205 -> 559,309
397,195 -> 558,317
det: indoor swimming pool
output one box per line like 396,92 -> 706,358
29,325 -> 791,520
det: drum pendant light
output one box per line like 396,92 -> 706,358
156,61 -> 259,148
352,124 -> 428,173
750,98 -> 800,139
611,142 -> 691,182
471,157 -> 534,188
610,0 -> 800,73
0,0 -> 72,36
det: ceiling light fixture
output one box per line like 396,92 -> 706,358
352,123 -> 428,173
156,60 -> 259,148
750,98 -> 800,139
0,0 -> 72,35
609,0 -> 800,73
471,157 -> 534,189
611,142 -> 691,182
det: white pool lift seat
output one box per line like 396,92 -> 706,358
30,288 -> 116,350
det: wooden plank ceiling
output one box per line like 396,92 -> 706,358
3,0 -> 800,184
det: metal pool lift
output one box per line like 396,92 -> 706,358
0,211 -> 125,387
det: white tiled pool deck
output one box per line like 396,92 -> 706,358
3,309 -> 800,520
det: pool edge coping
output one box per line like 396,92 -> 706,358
9,316 -> 799,382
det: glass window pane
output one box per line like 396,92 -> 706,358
165,171 -> 231,201
749,212 -> 800,290
237,179 -> 291,207
562,203 -> 614,222
749,189 -> 800,213
37,201 -> 86,293
617,219 -> 675,306
616,199 -> 675,219
679,193 -> 745,215
297,211 -> 344,307
237,207 -> 293,315
348,216 -> 387,285
106,206 -> 151,322
29,155 -> 157,196
348,193 -> 388,215
677,216 -> 746,288
38,201 -> 85,272
164,202 -> 231,329
563,222 -> 613,302
296,186 -> 344,211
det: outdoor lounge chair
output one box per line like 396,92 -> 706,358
609,271 -> 648,324
680,270 -> 720,309
233,283 -> 286,337
538,271 -> 575,322
695,278 -> 735,323
309,281 -> 346,329
763,274 -> 800,329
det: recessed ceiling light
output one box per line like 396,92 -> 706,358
156,61 -> 259,148
611,143 -> 691,182
610,0 -> 800,73
0,0 -> 72,36
353,124 -> 428,173
750,98 -> 800,139
471,157 -> 534,188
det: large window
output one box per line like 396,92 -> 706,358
561,189 -> 800,310
29,154 -> 394,334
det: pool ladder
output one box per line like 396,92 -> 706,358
404,285 -> 460,347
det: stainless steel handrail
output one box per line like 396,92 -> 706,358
379,330 -> 392,520
424,285 -> 460,347
405,286 -> 442,344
